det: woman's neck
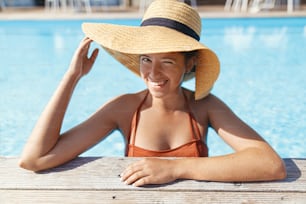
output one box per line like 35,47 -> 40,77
147,89 -> 187,113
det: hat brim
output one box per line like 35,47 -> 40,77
82,23 -> 220,100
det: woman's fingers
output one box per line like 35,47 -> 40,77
81,36 -> 93,45
83,48 -> 99,75
68,37 -> 99,77
121,162 -> 145,184
89,48 -> 99,63
122,169 -> 149,186
131,175 -> 151,187
120,158 -> 177,187
78,37 -> 93,56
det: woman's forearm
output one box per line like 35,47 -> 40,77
19,72 -> 80,168
19,38 -> 99,171
174,147 -> 286,182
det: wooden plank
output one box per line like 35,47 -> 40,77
1,157 -> 305,203
0,157 -> 305,193
1,190 -> 306,204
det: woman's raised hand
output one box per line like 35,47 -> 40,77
68,37 -> 99,80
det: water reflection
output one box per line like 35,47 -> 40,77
258,27 -> 288,49
224,26 -> 256,51
224,26 -> 288,51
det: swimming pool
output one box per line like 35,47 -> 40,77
0,17 -> 305,158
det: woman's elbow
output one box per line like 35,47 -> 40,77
266,157 -> 287,181
253,146 -> 287,181
274,159 -> 287,180
18,157 -> 42,172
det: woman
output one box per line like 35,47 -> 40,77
19,0 -> 286,187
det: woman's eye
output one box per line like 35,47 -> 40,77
163,60 -> 175,65
140,57 -> 151,63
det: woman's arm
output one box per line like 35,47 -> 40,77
176,94 -> 287,181
19,37 -> 105,171
120,95 -> 286,186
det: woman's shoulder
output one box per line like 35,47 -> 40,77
103,90 -> 148,110
184,89 -> 229,112
103,90 -> 148,134
112,90 -> 147,102
183,88 -> 217,105
95,89 -> 147,122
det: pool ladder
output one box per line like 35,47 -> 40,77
139,0 -> 197,14
224,0 -> 299,13
45,0 -> 91,13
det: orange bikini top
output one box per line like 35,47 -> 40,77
126,92 -> 208,157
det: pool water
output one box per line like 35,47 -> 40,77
0,18 -> 305,158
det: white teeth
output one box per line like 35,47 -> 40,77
149,81 -> 165,86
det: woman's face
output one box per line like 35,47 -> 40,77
139,52 -> 193,99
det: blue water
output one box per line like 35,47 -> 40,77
0,18 -> 305,158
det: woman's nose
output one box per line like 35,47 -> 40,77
149,62 -> 161,77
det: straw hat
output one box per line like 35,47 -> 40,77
82,0 -> 220,100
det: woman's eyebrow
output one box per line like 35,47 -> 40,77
140,54 -> 150,58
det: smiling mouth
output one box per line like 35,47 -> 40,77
149,80 -> 168,87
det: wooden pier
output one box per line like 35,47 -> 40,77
0,157 -> 305,203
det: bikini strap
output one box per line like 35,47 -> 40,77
183,92 -> 202,141
191,116 -> 202,140
129,91 -> 149,146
